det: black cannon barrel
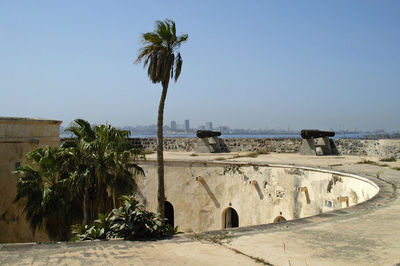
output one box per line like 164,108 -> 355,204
196,130 -> 221,138
301,129 -> 335,139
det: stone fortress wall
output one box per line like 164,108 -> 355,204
0,117 -> 61,243
137,161 -> 379,232
131,137 -> 400,158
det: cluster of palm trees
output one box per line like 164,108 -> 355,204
14,119 -> 144,240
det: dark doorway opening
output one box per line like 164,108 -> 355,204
164,201 -> 174,227
223,207 -> 239,228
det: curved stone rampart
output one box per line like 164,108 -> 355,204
136,160 -> 379,233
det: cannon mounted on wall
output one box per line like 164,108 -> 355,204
194,130 -> 223,153
299,129 -> 336,156
300,130 -> 335,139
196,130 -> 222,138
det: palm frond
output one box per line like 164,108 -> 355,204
135,19 -> 188,85
174,53 -> 183,82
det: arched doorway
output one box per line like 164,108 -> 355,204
273,216 -> 286,223
222,207 -> 239,229
164,201 -> 174,227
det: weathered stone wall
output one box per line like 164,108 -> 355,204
130,138 -> 302,153
131,137 -> 196,152
220,138 -> 301,152
0,117 -> 61,243
333,139 -> 400,158
136,161 -> 378,233
130,137 -> 400,158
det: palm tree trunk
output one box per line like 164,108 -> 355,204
83,189 -> 88,225
157,79 -> 169,221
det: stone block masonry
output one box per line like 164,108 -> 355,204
334,139 -> 400,158
221,138 -> 301,153
130,137 -> 301,153
129,137 -> 400,158
130,137 -> 197,152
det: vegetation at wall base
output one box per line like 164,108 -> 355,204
232,150 -> 270,159
71,195 -> 176,241
14,146 -> 82,241
380,157 -> 397,162
357,159 -> 391,168
14,119 -> 145,241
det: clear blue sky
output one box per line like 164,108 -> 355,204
1,0 -> 399,131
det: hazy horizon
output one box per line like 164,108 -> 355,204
1,1 -> 399,131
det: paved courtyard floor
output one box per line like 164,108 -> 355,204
1,152 -> 399,265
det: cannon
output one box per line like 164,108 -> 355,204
194,130 -> 222,153
196,130 -> 221,139
299,129 -> 336,156
301,129 -> 335,139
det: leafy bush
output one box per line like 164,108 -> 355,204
232,150 -> 270,159
71,213 -> 112,241
71,195 -> 176,241
380,157 -> 397,162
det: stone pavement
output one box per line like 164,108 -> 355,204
1,152 -> 399,265
0,238 -> 259,265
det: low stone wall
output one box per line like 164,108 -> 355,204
333,139 -> 400,158
220,138 -> 301,153
131,138 -> 196,152
130,137 -> 400,158
130,137 -> 301,153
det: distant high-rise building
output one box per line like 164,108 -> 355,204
171,121 -> 177,130
184,119 -> 190,131
219,126 -> 230,132
205,122 -> 213,130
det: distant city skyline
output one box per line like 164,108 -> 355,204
1,1 -> 399,131
64,118 -> 392,134
60,117 -> 397,139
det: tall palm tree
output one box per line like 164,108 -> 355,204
135,19 -> 188,219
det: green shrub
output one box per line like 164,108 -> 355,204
71,195 -> 175,241
232,150 -> 270,159
380,157 -> 397,162
71,213 -> 112,241
357,159 -> 378,165
357,159 -> 390,167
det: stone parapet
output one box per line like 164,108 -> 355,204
333,139 -> 400,158
129,137 -> 400,158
